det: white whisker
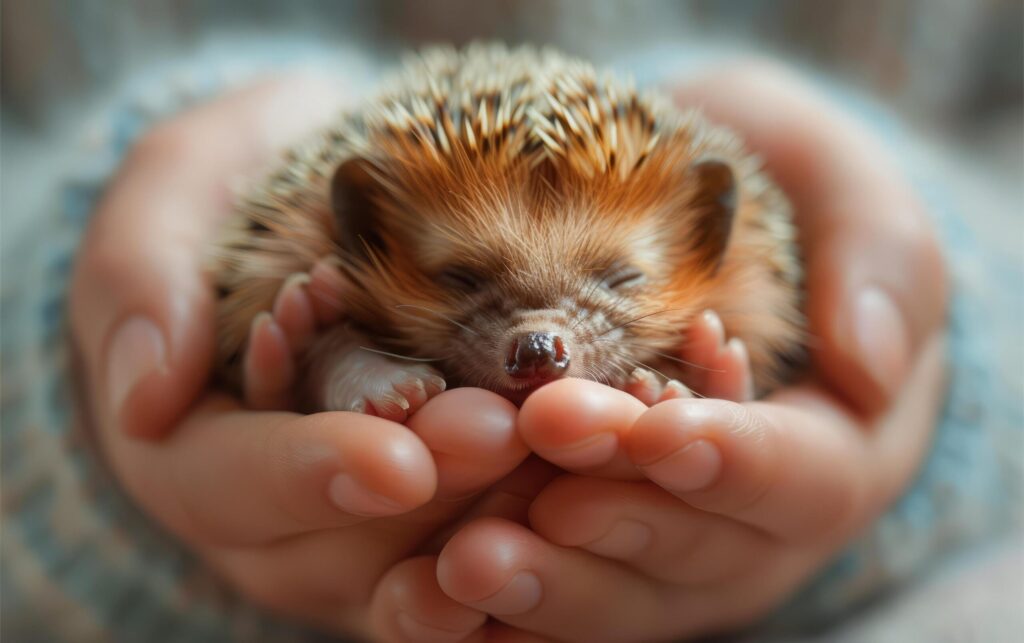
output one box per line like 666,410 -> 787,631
395,304 -> 480,336
358,346 -> 442,362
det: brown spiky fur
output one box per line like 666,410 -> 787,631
212,44 -> 803,405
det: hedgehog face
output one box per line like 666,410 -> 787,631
416,248 -> 681,404
332,155 -> 739,403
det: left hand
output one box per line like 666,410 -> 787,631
366,60 -> 948,642
67,78 -> 533,637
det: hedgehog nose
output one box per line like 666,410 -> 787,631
505,332 -> 570,382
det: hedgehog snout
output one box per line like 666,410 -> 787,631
504,331 -> 570,384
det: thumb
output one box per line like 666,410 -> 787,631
70,76 -> 349,439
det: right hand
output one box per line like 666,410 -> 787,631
69,78 -> 531,636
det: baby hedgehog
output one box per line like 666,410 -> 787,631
212,44 -> 804,419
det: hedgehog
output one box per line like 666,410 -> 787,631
211,44 -> 804,420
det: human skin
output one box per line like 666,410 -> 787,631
69,61 -> 946,642
69,78 -> 537,637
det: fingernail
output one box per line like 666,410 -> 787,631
548,432 -> 618,469
853,287 -> 909,398
585,520 -> 652,558
328,473 -> 405,516
470,571 -> 542,615
107,316 -> 166,419
639,438 -> 721,492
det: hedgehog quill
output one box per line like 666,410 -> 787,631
212,45 -> 804,418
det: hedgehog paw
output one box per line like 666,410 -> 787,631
323,354 -> 447,423
623,367 -> 693,407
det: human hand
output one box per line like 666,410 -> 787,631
68,78 -> 531,636
372,61 -> 948,642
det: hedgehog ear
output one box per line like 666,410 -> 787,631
688,158 -> 737,272
331,157 -> 385,257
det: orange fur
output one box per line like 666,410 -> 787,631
211,44 -> 803,398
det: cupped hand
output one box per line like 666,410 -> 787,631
68,78 -> 530,636
408,61 -> 948,642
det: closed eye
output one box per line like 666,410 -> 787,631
438,266 -> 486,293
602,266 -> 646,290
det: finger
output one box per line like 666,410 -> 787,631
308,255 -> 349,325
243,312 -> 295,410
476,624 -> 554,643
518,379 -> 646,479
419,456 -> 562,554
529,476 -> 776,586
437,518 -> 668,642
407,388 -> 530,501
702,337 -> 755,402
675,62 -> 947,412
106,394 -> 437,546
678,309 -> 726,394
626,396 -> 869,542
70,76 -> 349,439
438,518 -> 813,642
271,273 -> 316,352
209,409 -> 547,635
371,556 -> 487,643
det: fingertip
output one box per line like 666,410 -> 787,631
319,412 -> 439,514
272,272 -> 316,351
407,388 -> 527,500
110,306 -> 214,440
243,312 -> 295,410
626,398 -> 729,460
437,518 -> 535,606
371,556 -> 487,643
263,411 -> 439,522
308,256 -> 349,325
626,399 -> 740,492
518,379 -> 645,478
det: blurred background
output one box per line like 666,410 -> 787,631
1,1 -> 1022,640
2,0 -> 1021,296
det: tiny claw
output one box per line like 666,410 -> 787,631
424,375 -> 447,396
628,367 -> 657,386
660,379 -> 694,402
625,367 -> 663,407
381,392 -> 411,411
